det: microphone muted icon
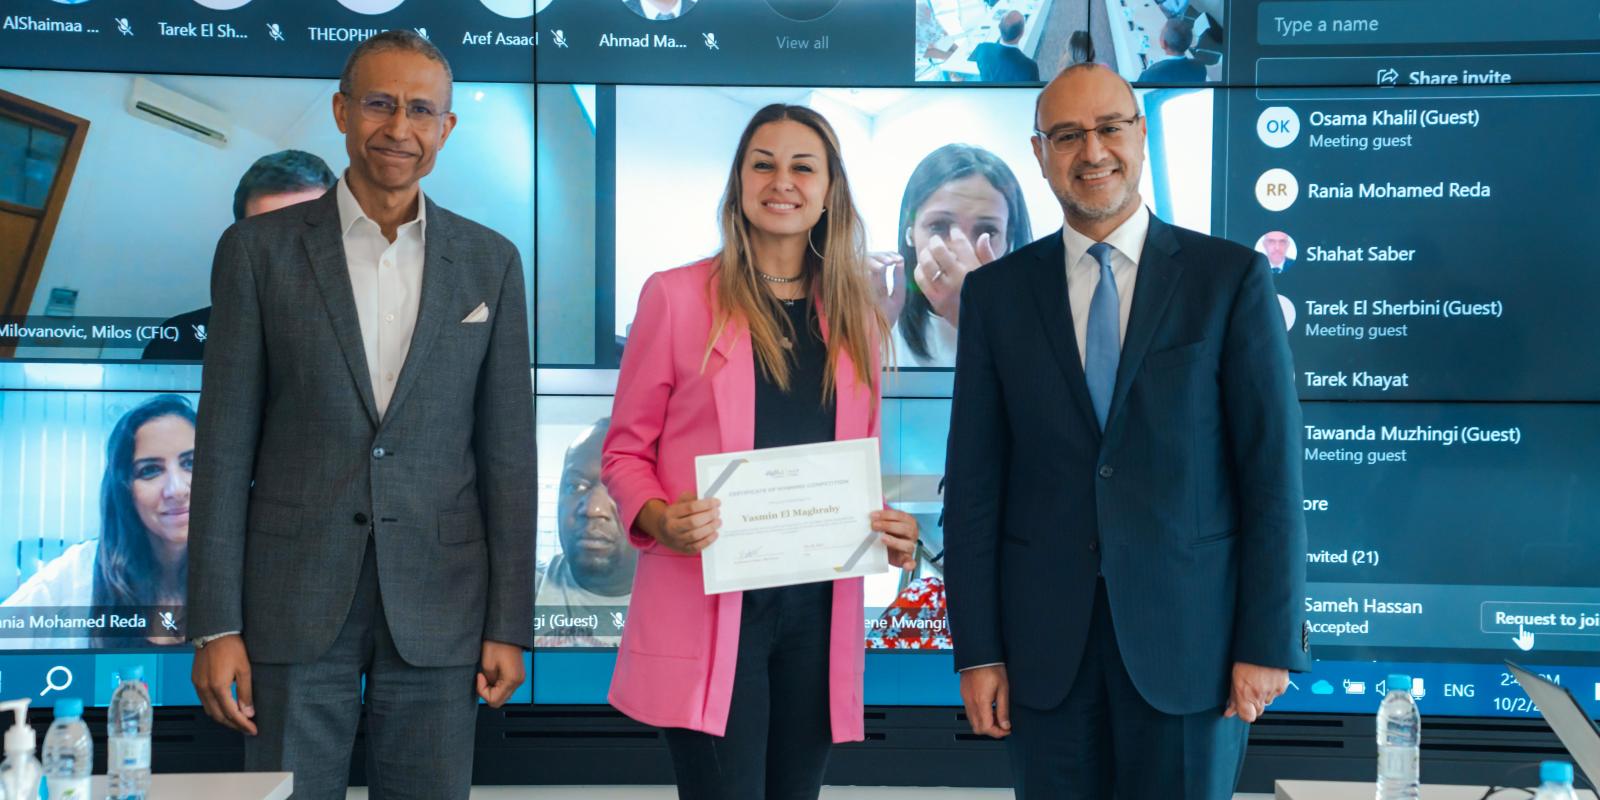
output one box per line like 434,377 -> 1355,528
552,29 -> 568,48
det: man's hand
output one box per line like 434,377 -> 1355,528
192,634 -> 257,735
477,640 -> 525,708
1223,661 -> 1289,723
959,664 -> 1012,739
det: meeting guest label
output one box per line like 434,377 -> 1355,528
1296,296 -> 1503,353
1303,421 -> 1521,465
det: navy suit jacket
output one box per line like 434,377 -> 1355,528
943,216 -> 1311,715
972,42 -> 1041,83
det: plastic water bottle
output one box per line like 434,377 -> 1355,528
106,667 -> 152,800
1376,673 -> 1420,800
41,698 -> 91,800
1533,760 -> 1579,800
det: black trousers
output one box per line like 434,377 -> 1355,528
1006,580 -> 1250,800
664,581 -> 834,800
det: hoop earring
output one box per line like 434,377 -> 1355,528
808,226 -> 826,261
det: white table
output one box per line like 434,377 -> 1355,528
1277,780 -> 1597,799
88,772 -> 292,800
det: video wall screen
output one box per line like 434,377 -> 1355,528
533,395 -> 954,653
3,0 -> 1599,720
0,389 -> 200,649
0,0 -> 539,705
534,0 -> 1226,87
536,83 -> 1215,371
0,0 -> 535,81
0,70 -> 533,362
528,0 -> 1600,719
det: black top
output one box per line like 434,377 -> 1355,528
753,298 -> 836,449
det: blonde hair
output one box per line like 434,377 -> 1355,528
706,104 -> 889,399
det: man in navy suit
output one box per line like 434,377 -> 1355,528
1137,19 -> 1208,83
971,11 -> 1040,83
943,64 -> 1309,799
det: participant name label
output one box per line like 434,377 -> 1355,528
1308,108 -> 1481,128
462,30 -> 535,47
158,21 -> 247,39
599,33 -> 690,49
1308,181 -> 1491,199
1303,424 -> 1522,446
1304,245 -> 1417,262
1302,299 -> 1503,317
2,16 -> 93,33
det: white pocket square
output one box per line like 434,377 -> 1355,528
461,302 -> 489,324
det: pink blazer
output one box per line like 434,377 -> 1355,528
602,257 -> 878,744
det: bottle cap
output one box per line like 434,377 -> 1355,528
1386,674 -> 1412,692
1542,761 -> 1574,784
53,698 -> 83,721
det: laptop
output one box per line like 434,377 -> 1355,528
1507,660 -> 1600,789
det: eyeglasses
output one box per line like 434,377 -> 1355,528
1034,115 -> 1142,155
344,92 -> 446,128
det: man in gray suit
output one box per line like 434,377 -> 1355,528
187,30 -> 534,799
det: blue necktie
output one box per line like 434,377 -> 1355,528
1084,242 -> 1120,430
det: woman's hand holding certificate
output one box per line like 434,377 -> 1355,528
639,492 -> 722,554
695,438 -> 894,594
871,508 -> 920,569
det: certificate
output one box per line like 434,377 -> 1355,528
695,438 -> 886,595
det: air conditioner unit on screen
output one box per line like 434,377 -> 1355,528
125,77 -> 231,147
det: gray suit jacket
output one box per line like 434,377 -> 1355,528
187,190 -> 535,667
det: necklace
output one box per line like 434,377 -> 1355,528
757,270 -> 803,284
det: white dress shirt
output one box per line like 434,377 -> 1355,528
1063,205 -> 1150,365
335,176 -> 426,419
640,0 -> 684,20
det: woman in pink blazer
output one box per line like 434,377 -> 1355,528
602,104 -> 920,799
